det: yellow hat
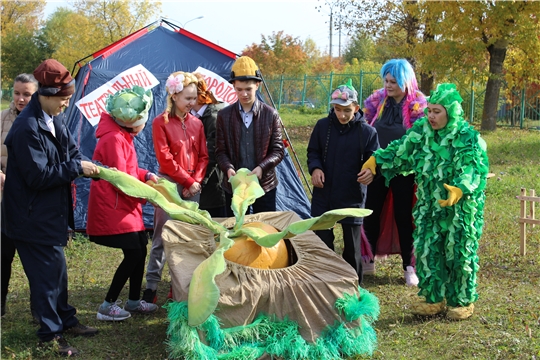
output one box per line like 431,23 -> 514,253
229,56 -> 262,83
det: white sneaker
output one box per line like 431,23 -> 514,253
362,260 -> 375,275
404,266 -> 419,287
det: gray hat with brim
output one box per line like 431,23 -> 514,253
106,85 -> 153,128
329,79 -> 358,106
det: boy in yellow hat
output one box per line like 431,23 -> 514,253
215,56 -> 284,216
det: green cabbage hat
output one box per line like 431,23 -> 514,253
425,83 -> 464,122
106,85 -> 153,128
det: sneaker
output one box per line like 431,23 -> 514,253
167,285 -> 173,300
404,266 -> 419,286
39,335 -> 79,357
141,289 -> 157,304
124,300 -> 158,315
97,300 -> 131,321
66,322 -> 98,337
362,260 -> 375,275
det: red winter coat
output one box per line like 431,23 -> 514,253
86,113 -> 149,236
152,112 -> 208,188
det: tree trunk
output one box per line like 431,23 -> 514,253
481,39 -> 508,131
420,73 -> 434,95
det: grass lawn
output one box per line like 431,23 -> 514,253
1,110 -> 539,359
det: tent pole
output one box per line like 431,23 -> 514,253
258,71 -> 313,196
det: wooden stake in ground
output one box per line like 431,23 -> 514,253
517,188 -> 540,256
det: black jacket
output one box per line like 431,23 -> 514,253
307,109 -> 379,225
199,103 -> 226,210
1,93 -> 86,245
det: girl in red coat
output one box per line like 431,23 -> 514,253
142,72 -> 209,303
87,86 -> 159,321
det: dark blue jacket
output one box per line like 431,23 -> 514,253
1,93 -> 85,246
307,109 -> 379,225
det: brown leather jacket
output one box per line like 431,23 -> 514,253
216,100 -> 284,194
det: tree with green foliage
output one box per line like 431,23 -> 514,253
342,31 -> 375,64
0,0 -> 48,84
335,0 -> 540,131
242,31 -> 309,77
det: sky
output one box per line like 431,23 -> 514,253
44,0 -> 345,55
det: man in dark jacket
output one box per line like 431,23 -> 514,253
307,79 -> 380,283
1,59 -> 99,356
215,56 -> 284,216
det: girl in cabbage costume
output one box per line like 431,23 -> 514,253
362,83 -> 489,320
87,85 -> 159,320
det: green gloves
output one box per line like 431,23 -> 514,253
438,184 -> 463,207
362,156 -> 377,175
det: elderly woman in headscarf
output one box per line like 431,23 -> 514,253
362,83 -> 489,320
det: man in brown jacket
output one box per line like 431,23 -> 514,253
215,56 -> 284,216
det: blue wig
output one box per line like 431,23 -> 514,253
380,59 -> 418,95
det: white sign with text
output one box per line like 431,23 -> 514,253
75,64 -> 159,126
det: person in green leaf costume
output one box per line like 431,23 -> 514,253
362,83 -> 489,320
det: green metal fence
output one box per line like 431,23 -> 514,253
262,72 -> 540,130
4,72 -> 539,129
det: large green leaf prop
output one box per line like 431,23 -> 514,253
229,168 -> 265,231
95,167 -> 226,234
95,167 -> 372,327
187,232 -> 235,326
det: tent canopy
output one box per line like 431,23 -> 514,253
65,20 -> 311,230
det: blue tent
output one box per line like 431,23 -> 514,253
65,20 -> 311,230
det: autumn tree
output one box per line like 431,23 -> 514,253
0,0 -> 48,84
418,1 -> 540,130
242,31 -> 310,77
334,0 -> 540,130
71,0 -> 161,44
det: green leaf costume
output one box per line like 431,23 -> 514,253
373,83 -> 489,307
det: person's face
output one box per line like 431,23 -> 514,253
172,84 -> 197,116
131,123 -> 145,135
233,80 -> 259,107
426,104 -> 448,130
384,73 -> 405,101
13,81 -> 37,112
42,95 -> 72,116
333,103 -> 360,124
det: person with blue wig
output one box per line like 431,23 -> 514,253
362,59 -> 427,285
362,83 -> 489,320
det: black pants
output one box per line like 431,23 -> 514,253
92,232 -> 148,303
1,232 -> 16,308
363,174 -> 415,270
316,224 -> 363,284
224,187 -> 277,217
15,240 -> 78,342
